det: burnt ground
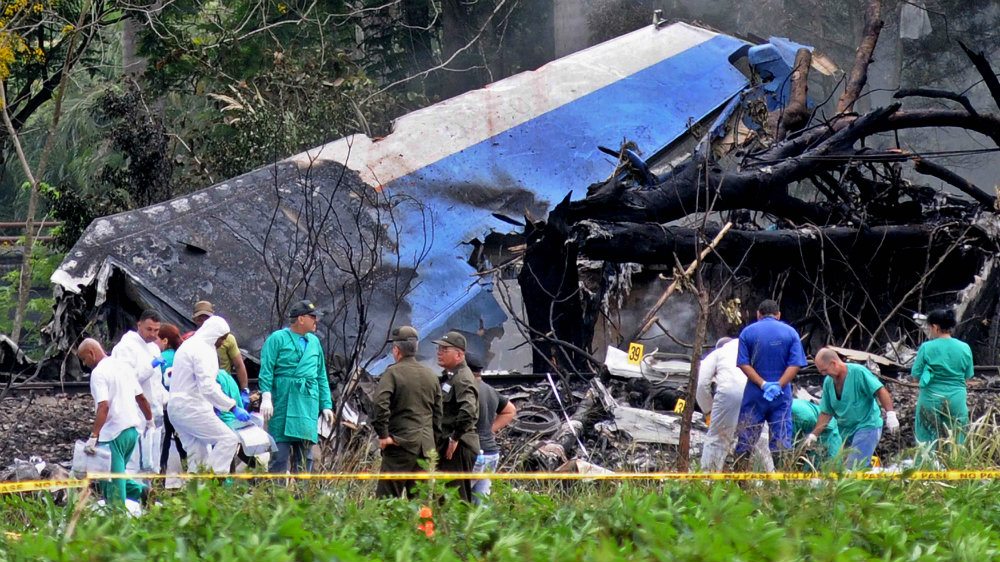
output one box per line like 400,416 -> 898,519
0,393 -> 92,468
0,376 -> 996,475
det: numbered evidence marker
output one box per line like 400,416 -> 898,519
627,342 -> 644,365
674,398 -> 686,414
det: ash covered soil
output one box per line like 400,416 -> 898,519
0,378 -> 997,474
0,393 -> 92,468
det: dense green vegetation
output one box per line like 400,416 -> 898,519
0,242 -> 61,353
0,0 -> 554,244
0,477 -> 998,561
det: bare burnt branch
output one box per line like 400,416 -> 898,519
777,48 -> 813,141
836,0 -> 883,114
912,157 -> 996,207
959,40 -> 1000,113
893,88 -> 978,116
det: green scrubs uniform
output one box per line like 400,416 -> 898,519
259,328 -> 333,443
791,399 -> 842,463
100,427 -> 146,505
215,370 -> 243,429
819,363 -> 884,440
910,336 -> 973,445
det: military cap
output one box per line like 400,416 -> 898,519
432,331 -> 467,351
387,325 -> 419,342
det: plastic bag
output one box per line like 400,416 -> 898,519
236,424 -> 277,457
71,440 -> 113,477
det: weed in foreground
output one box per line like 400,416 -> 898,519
0,477 -> 998,561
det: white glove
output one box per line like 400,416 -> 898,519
260,392 -> 274,423
322,408 -> 335,426
885,410 -> 900,434
802,433 -> 818,448
142,419 -> 153,440
84,436 -> 99,455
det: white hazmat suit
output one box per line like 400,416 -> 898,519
168,316 -> 240,474
112,330 -> 167,472
696,339 -> 775,472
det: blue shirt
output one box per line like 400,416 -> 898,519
737,317 -> 807,382
159,348 -> 176,389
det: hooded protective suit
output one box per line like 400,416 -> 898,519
167,316 -> 239,474
696,340 -> 775,472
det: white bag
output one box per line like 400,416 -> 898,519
138,427 -> 158,472
143,422 -> 163,474
126,426 -> 156,473
71,440 -> 113,477
236,424 -> 277,457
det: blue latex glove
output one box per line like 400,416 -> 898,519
213,407 -> 222,417
240,388 -> 251,409
762,382 -> 782,402
231,405 -> 252,422
151,357 -> 165,369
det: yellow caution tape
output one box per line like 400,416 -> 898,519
0,479 -> 86,495
2,471 -> 999,496
80,470 -> 1000,482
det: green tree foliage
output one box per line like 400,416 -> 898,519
0,240 -> 60,352
4,0 -> 555,252
130,0 -> 555,190
133,0 -> 422,188
899,0 -> 1000,88
0,0 -> 124,217
95,83 -> 173,208
31,82 -> 171,250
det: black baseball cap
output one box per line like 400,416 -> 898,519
465,353 -> 485,372
288,299 -> 322,318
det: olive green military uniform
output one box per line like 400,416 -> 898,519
439,360 -> 480,501
373,356 -> 443,498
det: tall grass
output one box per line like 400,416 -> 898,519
2,412 -> 998,560
1,474 -> 998,561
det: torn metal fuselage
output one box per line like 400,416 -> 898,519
46,23 -> 811,381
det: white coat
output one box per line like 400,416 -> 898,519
112,331 -> 168,413
168,316 -> 239,474
112,330 -> 167,472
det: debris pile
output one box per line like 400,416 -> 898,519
487,346 -> 1000,472
2,360 -> 999,480
0,393 -> 92,467
491,363 -> 710,473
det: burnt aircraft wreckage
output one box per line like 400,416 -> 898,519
27,11 -> 1000,468
49,18 -> 1000,375
47,22 -> 832,376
